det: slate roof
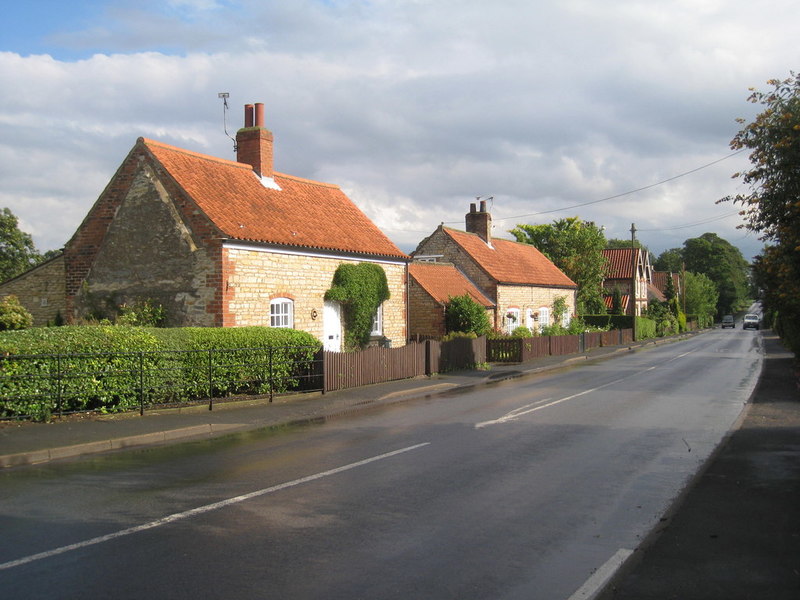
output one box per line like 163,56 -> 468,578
141,138 -> 407,260
409,262 -> 495,307
442,228 -> 577,288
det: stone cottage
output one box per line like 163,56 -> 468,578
412,201 -> 578,334
2,103 -> 409,350
408,261 -> 495,338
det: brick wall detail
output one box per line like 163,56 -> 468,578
224,246 -> 408,345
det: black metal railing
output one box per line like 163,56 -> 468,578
0,345 -> 323,421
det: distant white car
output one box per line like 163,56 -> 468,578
743,314 -> 760,330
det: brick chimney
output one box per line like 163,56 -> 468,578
465,200 -> 492,244
236,102 -> 273,178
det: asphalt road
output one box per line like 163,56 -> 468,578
0,328 -> 762,599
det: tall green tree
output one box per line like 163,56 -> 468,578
510,217 -> 607,314
719,73 -> 800,352
682,233 -> 749,316
654,248 -> 684,273
0,208 -> 42,281
683,271 -> 719,327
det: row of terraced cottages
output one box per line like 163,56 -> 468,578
0,104 -> 677,349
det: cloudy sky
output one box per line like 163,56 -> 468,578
1,1 -> 796,262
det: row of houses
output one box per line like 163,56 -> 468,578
0,104 -> 679,350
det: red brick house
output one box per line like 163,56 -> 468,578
408,261 -> 494,338
4,103 -> 409,349
601,247 -> 652,316
412,201 -> 578,334
652,271 -> 682,301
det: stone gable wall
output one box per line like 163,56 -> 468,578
408,278 -> 444,338
73,164 -> 219,326
0,255 -> 66,326
414,228 -> 497,299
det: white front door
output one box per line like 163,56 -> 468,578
323,301 -> 342,352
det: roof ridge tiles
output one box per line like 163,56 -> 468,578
139,137 -> 249,170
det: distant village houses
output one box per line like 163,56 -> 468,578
410,201 -> 578,337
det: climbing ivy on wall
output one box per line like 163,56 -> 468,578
325,263 -> 390,351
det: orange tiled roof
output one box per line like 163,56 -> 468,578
647,283 -> 666,302
652,271 -> 680,294
409,262 -> 494,307
603,248 -> 638,279
443,228 -> 577,288
141,138 -> 407,259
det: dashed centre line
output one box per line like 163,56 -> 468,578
475,367 -> 657,429
0,442 -> 431,572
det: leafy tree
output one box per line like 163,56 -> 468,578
682,233 -> 749,316
645,300 -> 679,337
444,294 -> 491,337
683,271 -> 718,326
654,248 -> 684,273
0,208 -> 43,281
719,73 -> 800,352
664,273 -> 677,302
0,295 -> 33,330
510,217 -> 607,314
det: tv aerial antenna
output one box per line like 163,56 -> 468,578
218,92 -> 237,153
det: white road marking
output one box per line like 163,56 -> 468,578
475,369 -> 653,429
567,548 -> 634,600
0,442 -> 431,571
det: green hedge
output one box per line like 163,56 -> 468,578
635,316 -> 657,340
582,315 -> 634,330
581,315 -> 657,340
0,326 -> 321,420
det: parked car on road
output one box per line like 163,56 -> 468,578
721,315 -> 735,328
743,314 -> 760,330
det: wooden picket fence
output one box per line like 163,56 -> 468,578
324,329 -> 634,393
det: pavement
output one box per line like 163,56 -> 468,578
1,330 -> 798,598
597,330 -> 800,600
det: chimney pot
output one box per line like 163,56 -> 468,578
465,201 -> 492,244
236,102 -> 274,178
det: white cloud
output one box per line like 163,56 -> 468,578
0,1 -> 797,261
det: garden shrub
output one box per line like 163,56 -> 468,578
0,295 -> 33,331
445,294 -> 491,336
